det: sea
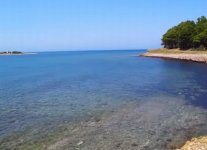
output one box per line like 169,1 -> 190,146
1,50 -> 207,149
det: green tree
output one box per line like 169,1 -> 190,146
162,16 -> 207,50
193,16 -> 207,48
196,16 -> 207,33
162,26 -> 178,49
177,21 -> 196,50
198,29 -> 207,48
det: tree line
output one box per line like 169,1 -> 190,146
162,16 -> 207,50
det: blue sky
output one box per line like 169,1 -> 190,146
0,0 -> 207,51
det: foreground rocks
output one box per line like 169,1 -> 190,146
177,136 -> 207,150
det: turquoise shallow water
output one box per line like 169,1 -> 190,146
1,50 -> 207,149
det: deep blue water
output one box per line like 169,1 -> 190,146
1,50 -> 207,142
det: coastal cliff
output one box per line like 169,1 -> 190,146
142,48 -> 207,63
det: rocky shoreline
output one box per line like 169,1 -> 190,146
142,49 -> 207,63
177,136 -> 207,150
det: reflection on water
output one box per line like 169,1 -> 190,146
0,50 -> 207,149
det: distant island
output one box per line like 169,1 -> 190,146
0,51 -> 24,55
142,16 -> 207,63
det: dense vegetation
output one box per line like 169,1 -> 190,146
162,16 -> 207,50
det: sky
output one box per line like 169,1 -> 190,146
0,0 -> 207,51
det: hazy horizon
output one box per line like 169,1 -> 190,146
24,48 -> 147,53
0,0 -> 207,52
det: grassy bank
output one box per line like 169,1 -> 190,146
146,48 -> 207,54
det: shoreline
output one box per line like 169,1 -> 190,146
141,48 -> 207,63
142,48 -> 207,149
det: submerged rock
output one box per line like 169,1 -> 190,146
77,141 -> 83,146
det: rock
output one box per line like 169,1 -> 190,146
131,143 -> 138,147
77,141 -> 83,146
177,136 -> 207,150
115,143 -> 122,148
